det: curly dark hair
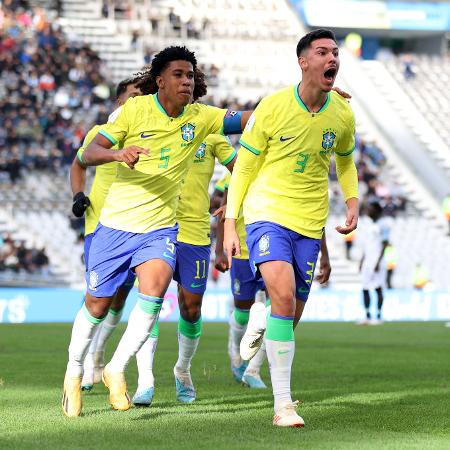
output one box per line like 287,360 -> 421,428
134,66 -> 207,101
150,45 -> 197,78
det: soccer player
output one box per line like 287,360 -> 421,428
132,133 -> 237,406
224,29 -> 359,427
62,45 -> 250,417
70,77 -> 143,393
359,201 -> 390,323
214,173 -> 268,388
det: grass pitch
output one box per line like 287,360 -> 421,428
0,322 -> 449,449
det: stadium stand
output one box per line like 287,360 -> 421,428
1,1 -> 448,291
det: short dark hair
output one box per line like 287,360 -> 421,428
150,46 -> 197,79
296,29 -> 337,57
115,76 -> 139,99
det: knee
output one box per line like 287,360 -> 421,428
85,297 -> 110,319
180,302 -> 201,322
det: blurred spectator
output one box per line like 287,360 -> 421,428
403,54 -> 415,80
168,8 -> 181,36
384,244 -> 398,289
442,193 -> 450,236
0,2 -> 113,180
413,263 -> 429,290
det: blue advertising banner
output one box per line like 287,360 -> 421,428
0,286 -> 449,323
291,0 -> 450,31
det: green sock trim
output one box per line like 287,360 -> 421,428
234,308 -> 250,326
266,315 -> 294,341
109,306 -> 124,316
82,304 -> 105,325
150,320 -> 159,338
138,294 -> 163,315
178,316 -> 202,339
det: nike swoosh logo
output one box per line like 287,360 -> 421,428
163,252 -> 176,260
190,282 -> 205,289
280,136 -> 295,142
140,132 -> 156,138
297,287 -> 309,293
278,350 -> 290,355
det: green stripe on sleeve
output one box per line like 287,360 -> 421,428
99,129 -> 118,145
76,149 -> 87,166
239,140 -> 261,155
335,146 -> 355,157
221,149 -> 237,166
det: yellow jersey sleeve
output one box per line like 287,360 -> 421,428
98,99 -> 133,145
211,135 -> 237,166
239,98 -> 271,155
215,172 -> 231,192
199,104 -> 228,137
77,125 -> 102,165
76,124 -> 119,236
334,107 -> 355,156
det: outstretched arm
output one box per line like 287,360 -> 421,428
335,152 -> 359,234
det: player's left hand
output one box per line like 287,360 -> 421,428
215,252 -> 229,273
72,192 -> 90,217
332,86 -> 352,99
336,200 -> 359,235
212,204 -> 227,223
316,255 -> 331,284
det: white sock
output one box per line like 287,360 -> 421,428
266,339 -> 295,412
244,341 -> 266,376
175,334 -> 199,373
94,308 -> 123,357
228,311 -> 247,364
66,305 -> 103,377
136,336 -> 158,390
108,297 -> 161,373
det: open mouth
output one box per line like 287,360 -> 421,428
323,67 -> 337,82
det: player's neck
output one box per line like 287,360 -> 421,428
297,81 -> 328,113
156,92 -> 184,117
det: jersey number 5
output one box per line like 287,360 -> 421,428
159,148 -> 170,168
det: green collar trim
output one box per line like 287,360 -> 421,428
294,84 -> 330,113
153,93 -> 185,118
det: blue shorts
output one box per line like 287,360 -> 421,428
86,224 -> 178,297
173,242 -> 211,295
245,221 -> 321,302
84,232 -> 136,292
230,257 -> 265,301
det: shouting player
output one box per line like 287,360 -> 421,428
224,29 -> 358,427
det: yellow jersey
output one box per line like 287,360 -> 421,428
176,134 -> 236,245
76,124 -> 118,236
97,94 -> 227,233
226,86 -> 357,239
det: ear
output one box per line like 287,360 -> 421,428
298,55 -> 308,71
156,75 -> 164,89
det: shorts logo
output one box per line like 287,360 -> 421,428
194,143 -> 206,163
233,278 -> 240,295
322,130 -> 336,150
181,123 -> 196,142
89,271 -> 98,291
258,234 -> 270,256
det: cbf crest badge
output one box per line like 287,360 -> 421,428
194,143 -> 206,163
322,130 -> 336,150
233,278 -> 241,295
258,234 -> 270,256
181,123 -> 196,142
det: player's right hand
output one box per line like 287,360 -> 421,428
115,146 -> 149,169
223,219 -> 240,268
212,204 -> 227,223
214,252 -> 229,273
72,192 -> 90,217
